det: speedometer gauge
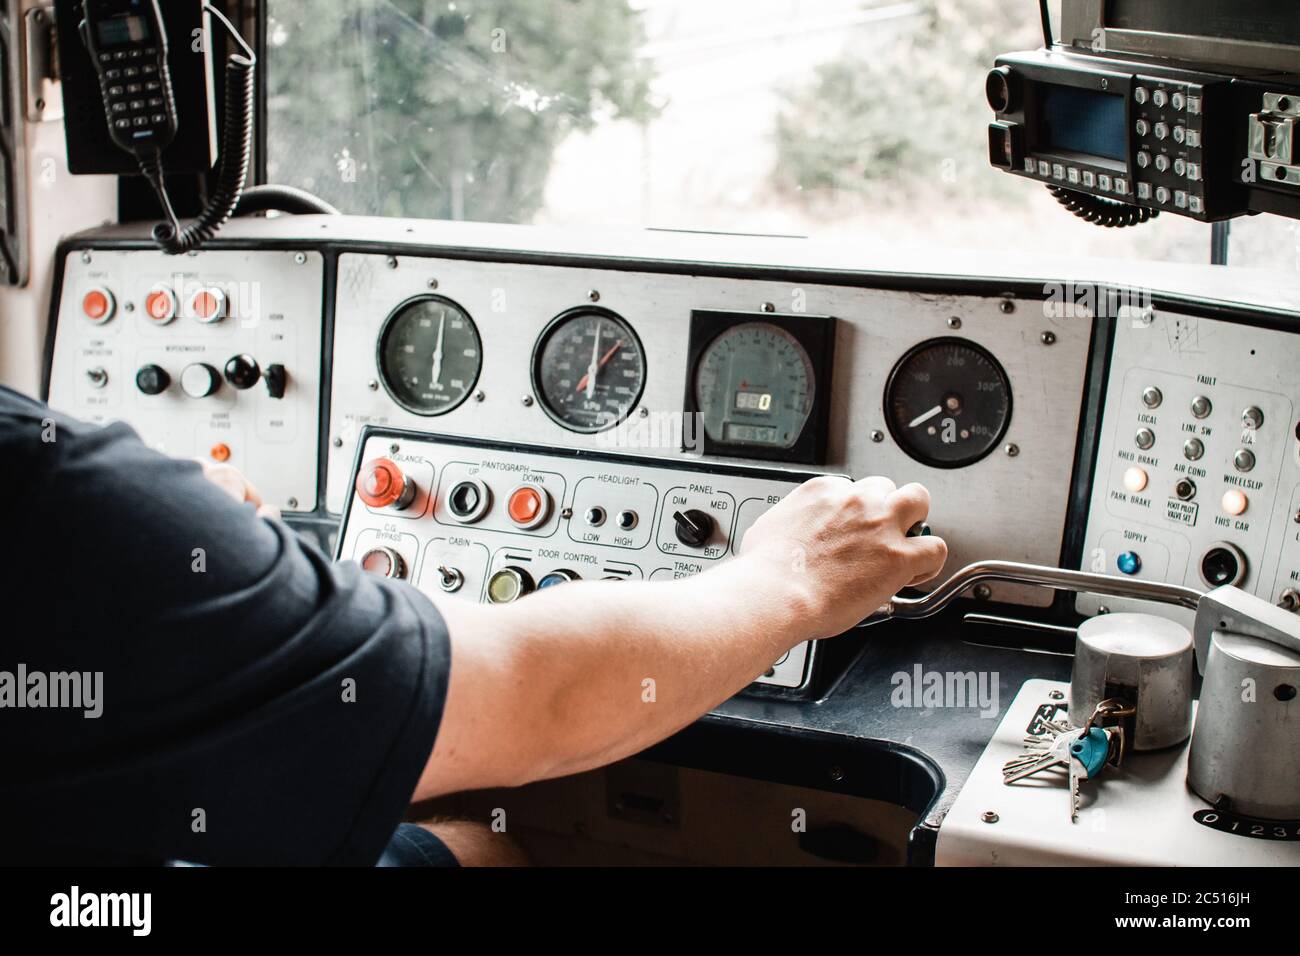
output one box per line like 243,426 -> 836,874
532,307 -> 646,433
377,295 -> 482,416
694,322 -> 814,451
884,338 -> 1012,468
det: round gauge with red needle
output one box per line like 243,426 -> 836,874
531,307 -> 646,433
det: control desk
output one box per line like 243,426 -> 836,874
42,216 -> 1300,864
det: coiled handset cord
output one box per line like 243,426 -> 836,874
137,3 -> 256,255
1046,184 -> 1160,228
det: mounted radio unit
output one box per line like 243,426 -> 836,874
986,48 -> 1300,224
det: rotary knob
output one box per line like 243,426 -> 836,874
136,364 -> 171,395
223,354 -> 261,390
180,362 -> 221,398
673,509 -> 715,548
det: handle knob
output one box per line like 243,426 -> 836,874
355,458 -> 416,510
673,509 -> 714,548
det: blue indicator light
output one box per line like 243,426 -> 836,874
1117,551 -> 1142,575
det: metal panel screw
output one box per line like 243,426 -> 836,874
1049,690 -> 1064,700
294,252 -> 307,265
124,302 -> 135,313
332,437 -> 343,447
1004,443 -> 1019,457
999,299 -> 1015,314
982,811 -> 999,824
474,390 -> 486,402
386,256 -> 398,269
287,497 -> 299,509
428,278 -> 439,289
870,430 -> 884,443
973,584 -> 992,601
367,380 -> 378,391
828,766 -> 844,783
587,290 -> 600,302
1097,605 -> 1110,614
522,395 -> 534,407
761,302 -> 776,313
947,316 -> 962,329
639,407 -> 650,418
1041,331 -> 1056,345
80,251 -> 92,264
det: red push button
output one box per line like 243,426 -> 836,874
356,458 -> 416,510
190,287 -> 226,323
145,287 -> 177,323
507,485 -> 551,529
82,287 -> 115,323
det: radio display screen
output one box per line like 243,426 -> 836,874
1036,84 -> 1127,162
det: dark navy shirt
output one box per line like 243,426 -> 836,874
0,385 -> 451,865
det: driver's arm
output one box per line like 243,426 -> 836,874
416,475 -> 945,798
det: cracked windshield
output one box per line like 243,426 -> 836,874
267,0 -> 1298,276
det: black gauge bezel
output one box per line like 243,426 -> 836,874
683,310 -> 837,465
883,336 -> 1013,469
530,305 -> 647,434
376,293 -> 483,417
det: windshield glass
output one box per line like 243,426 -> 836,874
266,0 -> 1299,283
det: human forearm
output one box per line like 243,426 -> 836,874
417,554 -> 807,797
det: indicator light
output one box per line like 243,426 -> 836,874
1221,489 -> 1248,516
360,547 -> 406,580
82,287 -> 115,323
190,287 -> 227,323
209,443 -> 231,463
1122,466 -> 1148,493
538,570 -> 580,589
1116,551 -> 1142,575
145,287 -> 177,323
487,567 -> 534,604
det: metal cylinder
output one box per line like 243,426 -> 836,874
1188,631 -> 1300,820
1069,612 -> 1194,750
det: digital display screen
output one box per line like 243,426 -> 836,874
723,423 -> 779,445
1036,84 -> 1127,161
734,391 -> 773,412
96,14 -> 152,48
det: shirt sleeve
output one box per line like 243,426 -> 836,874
0,390 -> 451,865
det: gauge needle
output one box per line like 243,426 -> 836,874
431,314 -> 446,388
575,338 -> 625,395
581,321 -> 603,399
908,405 -> 943,428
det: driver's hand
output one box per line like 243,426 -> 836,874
196,458 -> 281,520
739,475 -> 947,640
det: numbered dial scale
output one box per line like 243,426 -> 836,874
531,307 -> 646,433
685,310 -> 836,464
884,338 -> 1012,468
377,295 -> 483,416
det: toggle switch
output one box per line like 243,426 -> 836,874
356,458 -> 417,510
673,509 -> 715,548
263,363 -> 287,399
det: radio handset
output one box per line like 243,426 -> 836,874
77,0 -> 256,256
78,0 -> 178,157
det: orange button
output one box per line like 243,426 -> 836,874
209,442 -> 231,463
356,458 -> 412,510
82,288 -> 114,323
146,288 -> 177,323
190,287 -> 226,322
507,485 -> 550,528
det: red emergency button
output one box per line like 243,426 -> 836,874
145,286 -> 177,324
507,484 -> 552,530
190,286 -> 226,323
82,287 -> 115,323
356,458 -> 416,511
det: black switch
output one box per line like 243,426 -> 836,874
263,363 -> 287,399
224,354 -> 261,390
135,364 -> 170,395
673,509 -> 714,548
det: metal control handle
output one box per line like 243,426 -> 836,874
857,560 -> 1203,627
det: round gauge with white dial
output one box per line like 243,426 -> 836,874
692,322 -> 815,450
884,338 -> 1012,467
377,295 -> 482,416
531,307 -> 646,433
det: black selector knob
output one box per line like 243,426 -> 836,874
673,509 -> 714,548
135,364 -> 170,395
263,363 -> 287,399
224,354 -> 261,390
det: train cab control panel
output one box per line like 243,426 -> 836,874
336,428 -> 824,689
46,247 -> 324,513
